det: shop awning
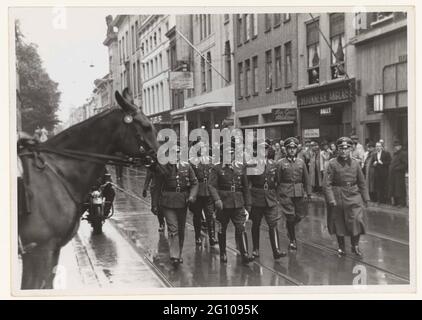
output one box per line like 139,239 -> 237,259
170,102 -> 232,116
239,121 -> 294,129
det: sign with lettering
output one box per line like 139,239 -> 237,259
169,72 -> 194,89
272,108 -> 297,122
296,79 -> 355,108
303,128 -> 320,138
320,107 -> 333,116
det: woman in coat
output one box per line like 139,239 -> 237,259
323,137 -> 370,257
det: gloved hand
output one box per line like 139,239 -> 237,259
214,200 -> 223,211
142,189 -> 148,198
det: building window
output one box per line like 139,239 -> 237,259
125,31 -> 129,58
159,53 -> 163,72
143,89 -> 147,111
273,14 -> 281,27
170,43 -> 177,69
155,56 -> 158,73
252,55 -> 258,95
122,36 -> 125,60
207,51 -> 212,92
383,61 -> 407,109
160,82 -> 164,108
152,86 -> 155,113
370,12 -> 394,26
283,13 -> 291,22
307,20 -> 320,84
142,64 -> 146,80
245,59 -> 250,97
244,14 -> 250,42
135,21 -> 139,49
224,41 -> 232,84
252,14 -> 258,37
151,59 -> 154,76
284,41 -> 292,86
238,62 -> 243,99
154,32 -> 157,47
201,56 -> 206,93
330,13 -> 346,79
237,14 -> 243,46
137,60 -> 141,93
119,40 -> 122,64
274,46 -> 282,89
265,50 -> 272,91
145,39 -> 148,53
208,14 -> 212,35
265,14 -> 271,32
150,36 -> 152,50
131,25 -> 135,54
156,84 -> 160,111
133,62 -> 137,95
158,28 -> 161,43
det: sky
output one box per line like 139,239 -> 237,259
12,7 -> 130,123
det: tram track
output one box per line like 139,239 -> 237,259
111,168 -> 410,285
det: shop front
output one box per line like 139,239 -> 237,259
295,79 -> 355,143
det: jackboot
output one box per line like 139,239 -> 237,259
237,232 -> 254,265
351,235 -> 362,257
208,219 -> 218,246
269,227 -> 287,259
251,224 -> 260,258
286,221 -> 297,251
337,235 -> 346,256
193,214 -> 203,246
217,232 -> 227,263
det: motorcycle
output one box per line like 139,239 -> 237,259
82,183 -> 115,234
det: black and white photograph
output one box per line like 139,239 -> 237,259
9,5 -> 414,296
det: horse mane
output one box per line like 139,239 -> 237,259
45,107 -> 121,147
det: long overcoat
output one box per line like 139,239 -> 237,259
388,149 -> 408,200
323,157 -> 370,236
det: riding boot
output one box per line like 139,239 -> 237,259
157,214 -> 165,232
208,219 -> 218,246
217,232 -> 227,263
193,212 -> 202,246
336,235 -> 346,256
237,232 -> 254,265
251,224 -> 260,258
351,235 -> 362,257
269,227 -> 287,259
286,221 -> 297,251
169,233 -> 180,266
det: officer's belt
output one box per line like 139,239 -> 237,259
332,182 -> 357,187
251,184 -> 276,190
162,187 -> 189,192
219,185 -> 243,192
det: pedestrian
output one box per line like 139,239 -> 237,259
274,142 -> 284,161
329,142 -> 338,159
363,142 -> 376,201
320,141 -> 331,178
151,144 -> 198,266
350,134 -> 365,168
146,169 -> 166,232
248,141 -> 287,260
372,141 -> 392,203
277,137 -> 312,251
388,140 -> 408,207
189,141 -> 218,247
208,143 -> 254,265
323,137 -> 369,257
308,141 -> 322,193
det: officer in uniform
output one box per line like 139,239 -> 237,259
152,144 -> 198,266
323,137 -> 369,256
248,141 -> 287,259
208,143 -> 254,265
189,141 -> 218,246
277,137 -> 312,251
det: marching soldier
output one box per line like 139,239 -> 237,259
323,137 -> 369,256
277,137 -> 312,251
147,170 -> 166,232
248,141 -> 287,260
189,141 -> 218,246
208,143 -> 254,265
152,144 -> 198,266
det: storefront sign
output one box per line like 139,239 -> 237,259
320,107 -> 333,116
295,79 -> 355,108
272,108 -> 297,122
169,72 -> 194,89
303,128 -> 320,138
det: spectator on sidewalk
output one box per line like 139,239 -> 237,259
274,142 -> 284,161
363,142 -> 376,201
320,141 -> 331,178
329,142 -> 338,159
372,141 -> 392,204
351,134 -> 365,168
388,140 -> 408,207
308,141 -> 322,193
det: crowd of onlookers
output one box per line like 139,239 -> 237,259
268,135 -> 408,208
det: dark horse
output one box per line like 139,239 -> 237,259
18,89 -> 159,289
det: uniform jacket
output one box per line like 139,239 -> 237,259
189,156 -> 214,197
277,157 -> 311,197
323,157 -> 369,235
248,159 -> 279,207
152,162 -> 198,209
208,161 -> 251,209
308,150 -> 322,187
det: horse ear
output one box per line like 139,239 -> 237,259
122,88 -> 135,104
115,90 -> 137,115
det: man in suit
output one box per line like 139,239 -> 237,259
388,140 -> 408,207
372,141 -> 392,203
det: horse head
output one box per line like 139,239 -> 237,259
114,88 -> 159,163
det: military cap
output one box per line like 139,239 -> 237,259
336,137 -> 353,149
284,137 -> 299,148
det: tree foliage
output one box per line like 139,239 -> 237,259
15,20 -> 61,133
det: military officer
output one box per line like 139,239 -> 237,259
208,143 -> 254,265
277,137 -> 312,251
148,170 -> 166,232
189,141 -> 218,246
323,137 -> 369,256
248,141 -> 287,260
152,144 -> 198,266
